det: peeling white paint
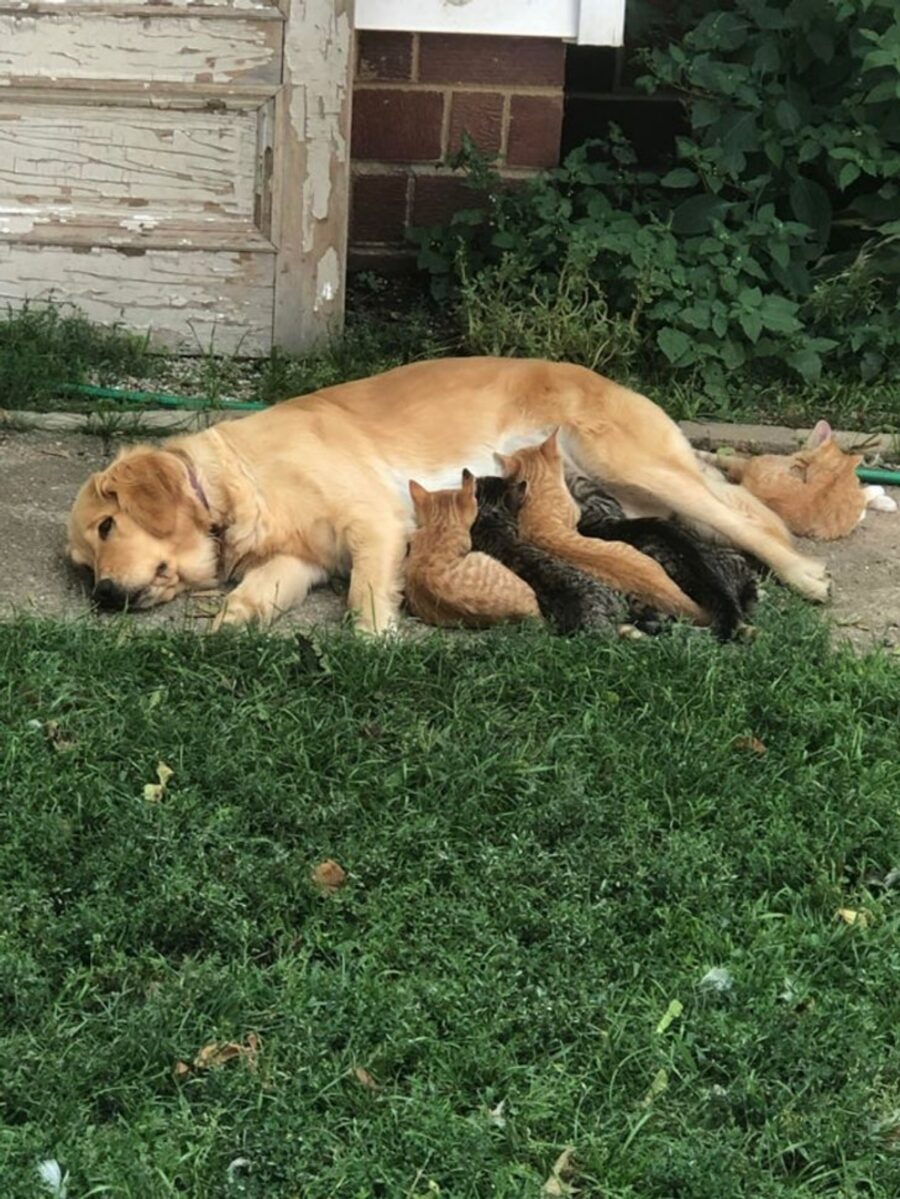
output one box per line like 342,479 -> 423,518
314,245 -> 340,312
0,243 -> 274,354
285,5 -> 349,255
0,104 -> 259,224
0,14 -> 280,84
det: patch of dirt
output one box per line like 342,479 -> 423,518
0,429 -> 897,650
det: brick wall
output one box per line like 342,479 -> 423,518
349,32 -> 566,270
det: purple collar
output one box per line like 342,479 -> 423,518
185,464 -> 210,512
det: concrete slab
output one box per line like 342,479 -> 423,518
1,427 -> 897,650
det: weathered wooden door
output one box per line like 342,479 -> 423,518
0,0 -> 353,355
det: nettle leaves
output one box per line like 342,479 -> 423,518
412,0 -> 900,394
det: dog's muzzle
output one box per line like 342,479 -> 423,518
91,578 -> 133,611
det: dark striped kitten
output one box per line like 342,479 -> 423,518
566,473 -> 758,640
471,475 -> 638,635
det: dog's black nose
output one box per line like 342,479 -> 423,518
92,578 -> 128,611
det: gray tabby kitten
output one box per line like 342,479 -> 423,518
566,472 -> 759,640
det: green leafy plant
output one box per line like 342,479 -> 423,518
412,0 -> 900,403
457,242 -> 638,372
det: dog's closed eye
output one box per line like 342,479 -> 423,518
98,516 -> 114,540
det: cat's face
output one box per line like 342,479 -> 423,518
497,432 -> 580,523
790,438 -> 863,484
409,471 -> 478,531
476,475 -> 528,517
497,431 -> 563,489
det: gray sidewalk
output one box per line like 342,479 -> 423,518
2,427 -> 898,649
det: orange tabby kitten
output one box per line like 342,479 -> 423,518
406,470 -> 542,628
497,433 -> 707,625
706,421 -> 893,540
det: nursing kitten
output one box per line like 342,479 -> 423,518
405,470 -> 541,628
567,473 -> 758,639
471,474 -> 632,634
496,434 -> 708,626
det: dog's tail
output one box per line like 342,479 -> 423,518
578,514 -> 749,641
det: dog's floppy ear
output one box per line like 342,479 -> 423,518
97,450 -> 191,538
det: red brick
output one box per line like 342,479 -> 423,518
351,89 -> 445,163
355,31 -> 413,82
411,176 -> 487,227
506,94 -> 563,168
419,34 -> 565,87
448,91 -> 504,156
351,174 -> 408,244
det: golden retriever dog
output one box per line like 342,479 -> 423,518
67,357 -> 830,632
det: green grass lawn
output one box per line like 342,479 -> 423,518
2,607 -> 900,1198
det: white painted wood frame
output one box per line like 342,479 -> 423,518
355,0 -> 625,46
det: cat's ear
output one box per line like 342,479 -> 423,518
806,420 -> 832,448
461,468 -> 475,493
409,479 -> 429,506
540,429 -> 561,458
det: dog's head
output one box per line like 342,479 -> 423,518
67,447 -> 220,610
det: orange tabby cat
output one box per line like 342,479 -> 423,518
406,469 -> 542,628
497,433 -> 708,625
704,421 -> 894,540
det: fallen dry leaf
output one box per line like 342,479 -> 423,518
194,1041 -> 243,1069
193,1033 -> 260,1071
173,1060 -> 192,1078
44,720 -> 76,753
837,907 -> 872,928
311,859 -> 347,892
244,1032 -> 261,1071
732,735 -> 767,755
143,760 -> 174,803
353,1065 -> 379,1091
542,1146 -> 577,1196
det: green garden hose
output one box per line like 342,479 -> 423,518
856,466 -> 900,485
58,382 -> 900,485
59,382 -> 266,412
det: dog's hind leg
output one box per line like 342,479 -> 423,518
563,418 -> 831,602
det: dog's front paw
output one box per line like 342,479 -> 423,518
210,594 -> 259,632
